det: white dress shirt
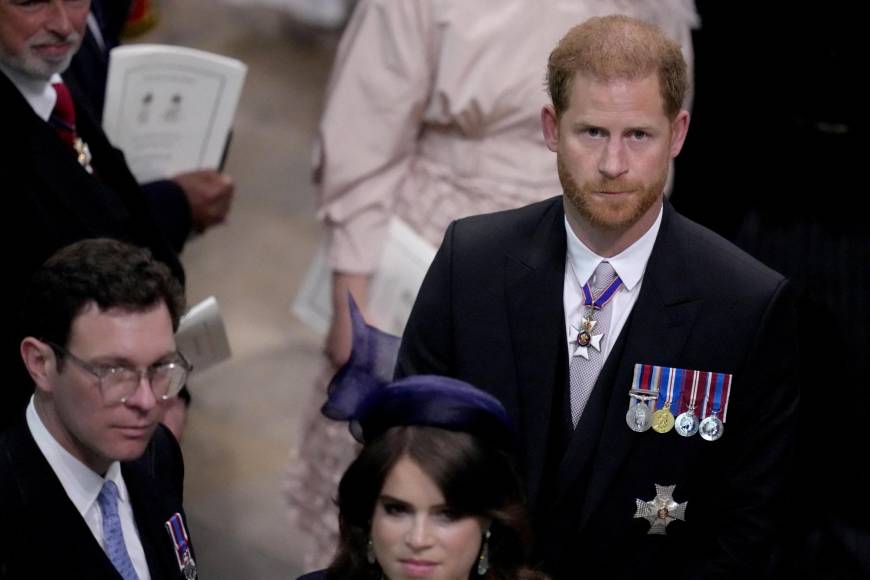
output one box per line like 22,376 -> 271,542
26,398 -> 152,580
0,63 -> 61,121
563,203 -> 663,363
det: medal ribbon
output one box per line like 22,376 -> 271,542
655,366 -> 683,411
634,366 -> 733,427
681,371 -> 705,415
165,513 -> 191,569
712,373 -> 732,422
629,364 -> 658,412
679,370 -> 699,415
634,364 -> 658,395
652,366 -> 668,409
701,371 -> 717,419
703,372 -> 732,423
631,364 -> 643,390
581,273 -> 623,311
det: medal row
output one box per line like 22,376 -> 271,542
625,364 -> 732,441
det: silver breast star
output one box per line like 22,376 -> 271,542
634,484 -> 687,534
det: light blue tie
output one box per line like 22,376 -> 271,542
97,480 -> 140,580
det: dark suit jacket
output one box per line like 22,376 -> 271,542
397,197 -> 798,579
0,70 -> 184,431
64,0 -> 193,253
0,422 -> 194,579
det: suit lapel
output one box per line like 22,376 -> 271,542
504,198 -> 568,507
124,441 -> 181,579
4,422 -> 122,578
547,203 -> 703,532
2,71 -> 185,286
5,73 -> 132,236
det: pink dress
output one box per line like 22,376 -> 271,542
288,0 -> 698,570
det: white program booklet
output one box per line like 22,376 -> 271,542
102,44 -> 247,182
176,296 -> 232,374
292,219 -> 437,337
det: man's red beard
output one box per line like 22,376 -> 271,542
559,155 -> 666,231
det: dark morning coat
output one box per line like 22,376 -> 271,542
0,423 -> 194,579
397,196 -> 798,579
0,71 -> 184,432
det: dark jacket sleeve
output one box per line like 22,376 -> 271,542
141,179 -> 192,254
395,221 -> 456,379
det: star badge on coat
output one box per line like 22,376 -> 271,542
634,483 -> 686,534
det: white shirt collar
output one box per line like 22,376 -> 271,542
26,397 -> 129,518
0,63 -> 62,121
564,202 -> 663,291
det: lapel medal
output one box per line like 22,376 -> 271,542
699,372 -> 732,442
634,483 -> 687,535
699,414 -> 723,441
626,400 -> 653,432
569,265 -> 623,359
675,370 -> 704,437
73,137 -> 94,174
569,316 -> 602,359
165,512 -> 197,579
652,366 -> 682,434
626,364 -> 658,432
628,364 -> 733,441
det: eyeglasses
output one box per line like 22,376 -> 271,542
48,342 -> 192,404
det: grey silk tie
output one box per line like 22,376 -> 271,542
569,261 -> 619,427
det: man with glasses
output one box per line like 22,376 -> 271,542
0,0 -> 203,436
0,238 -> 197,579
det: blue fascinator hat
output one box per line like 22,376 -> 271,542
322,298 -> 516,447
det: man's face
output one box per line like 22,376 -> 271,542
543,72 -> 688,237
0,0 -> 90,80
45,302 -> 176,474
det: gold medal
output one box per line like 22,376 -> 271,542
651,366 -> 678,433
651,408 -> 674,433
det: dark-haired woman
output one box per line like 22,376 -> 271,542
297,303 -> 546,580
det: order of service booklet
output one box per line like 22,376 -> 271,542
102,44 -> 247,182
176,296 -> 232,375
292,219 -> 437,337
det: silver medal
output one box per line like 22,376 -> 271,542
626,401 -> 652,432
182,557 -> 197,580
699,415 -> 724,441
674,412 -> 699,437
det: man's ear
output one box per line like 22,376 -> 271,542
21,337 -> 58,394
541,104 -> 560,152
669,110 -> 690,158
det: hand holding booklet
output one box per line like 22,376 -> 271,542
102,44 -> 247,182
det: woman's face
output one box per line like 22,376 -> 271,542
371,456 -> 488,580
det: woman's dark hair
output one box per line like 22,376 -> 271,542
327,425 -> 545,580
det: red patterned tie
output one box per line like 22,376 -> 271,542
50,81 -> 78,148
